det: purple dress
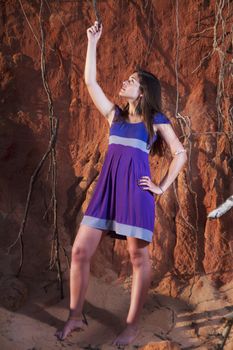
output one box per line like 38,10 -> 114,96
80,104 -> 171,242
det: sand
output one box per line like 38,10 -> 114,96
0,271 -> 233,350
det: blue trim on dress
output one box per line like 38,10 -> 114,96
80,215 -> 153,242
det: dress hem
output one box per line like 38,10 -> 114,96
80,215 -> 153,243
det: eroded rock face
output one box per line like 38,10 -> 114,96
0,0 -> 232,292
0,276 -> 28,311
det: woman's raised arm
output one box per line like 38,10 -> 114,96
84,21 -> 115,123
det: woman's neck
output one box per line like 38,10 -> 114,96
128,103 -> 137,116
126,99 -> 143,121
127,113 -> 143,122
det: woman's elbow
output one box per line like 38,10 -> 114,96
84,79 -> 94,86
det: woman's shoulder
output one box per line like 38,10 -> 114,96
112,104 -> 124,123
112,106 -> 171,125
153,111 -> 171,124
114,104 -> 123,116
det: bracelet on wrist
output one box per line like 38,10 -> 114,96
158,185 -> 164,194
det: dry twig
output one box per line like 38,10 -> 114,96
7,0 -> 64,300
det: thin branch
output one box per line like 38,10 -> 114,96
7,120 -> 58,275
18,0 -> 42,50
39,0 -> 63,299
17,0 -> 55,53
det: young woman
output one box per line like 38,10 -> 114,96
55,21 -> 187,346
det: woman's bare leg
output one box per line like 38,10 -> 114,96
55,224 -> 107,340
112,237 -> 152,346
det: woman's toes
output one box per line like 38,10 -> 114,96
112,324 -> 139,346
54,319 -> 88,341
55,327 -> 69,340
54,330 -> 63,340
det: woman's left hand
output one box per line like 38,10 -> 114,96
138,176 -> 163,195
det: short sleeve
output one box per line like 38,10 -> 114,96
112,104 -> 123,123
153,112 -> 171,124
114,104 -> 122,117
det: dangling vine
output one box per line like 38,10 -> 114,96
7,0 -> 64,300
172,0 -> 233,300
7,0 -> 106,312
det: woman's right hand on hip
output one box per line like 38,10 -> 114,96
87,21 -> 102,44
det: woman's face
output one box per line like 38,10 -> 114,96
119,72 -> 141,101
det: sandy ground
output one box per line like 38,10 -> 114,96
0,270 -> 233,350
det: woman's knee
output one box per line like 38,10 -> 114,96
71,244 -> 90,265
129,249 -> 148,267
128,247 -> 150,268
71,225 -> 104,265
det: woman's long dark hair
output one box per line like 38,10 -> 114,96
121,66 -> 169,156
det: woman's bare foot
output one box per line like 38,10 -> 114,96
112,323 -> 140,346
55,318 -> 88,341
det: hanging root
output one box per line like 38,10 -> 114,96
172,0 -> 200,294
171,0 -> 233,294
39,0 -> 64,299
7,0 -> 65,300
92,0 -> 102,28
